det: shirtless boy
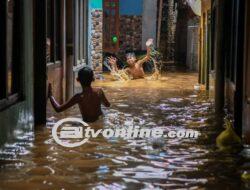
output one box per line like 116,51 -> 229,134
107,40 -> 152,79
48,67 -> 110,122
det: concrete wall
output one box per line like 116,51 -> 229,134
142,0 -> 157,50
0,0 -> 34,147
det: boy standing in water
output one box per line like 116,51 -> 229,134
48,67 -> 110,122
107,39 -> 153,79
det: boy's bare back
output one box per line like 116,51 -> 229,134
49,86 -> 110,122
74,87 -> 110,122
48,67 -> 110,123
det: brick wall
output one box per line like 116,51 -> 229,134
119,15 -> 142,55
90,9 -> 103,73
159,0 -> 178,61
159,0 -> 195,65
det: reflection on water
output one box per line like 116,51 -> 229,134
0,73 -> 246,189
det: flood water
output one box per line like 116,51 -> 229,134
0,72 -> 249,189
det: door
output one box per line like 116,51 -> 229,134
243,1 -> 250,144
103,0 -> 119,53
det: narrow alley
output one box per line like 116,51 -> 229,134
0,0 -> 250,189
0,72 -> 236,189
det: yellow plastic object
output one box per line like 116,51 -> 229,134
216,120 -> 242,150
242,171 -> 250,181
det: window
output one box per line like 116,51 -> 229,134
74,0 -> 88,66
0,0 -> 22,110
46,0 -> 61,64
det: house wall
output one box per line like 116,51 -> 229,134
47,64 -> 63,103
119,0 -> 143,55
212,0 -> 245,137
175,5 -> 193,65
142,0 -> 157,50
227,0 -> 245,136
46,1 -> 64,104
243,0 -> 250,143
159,0 -> 178,62
0,0 -> 34,146
119,16 -> 142,54
199,0 -> 211,85
199,0 -> 216,98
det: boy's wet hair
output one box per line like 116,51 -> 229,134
78,67 -> 94,87
126,52 -> 136,59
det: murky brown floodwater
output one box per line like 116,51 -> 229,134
0,72 -> 249,189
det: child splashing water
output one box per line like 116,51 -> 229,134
105,39 -> 162,81
147,39 -> 163,80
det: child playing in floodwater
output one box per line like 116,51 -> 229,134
107,39 -> 153,79
48,67 -> 110,122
